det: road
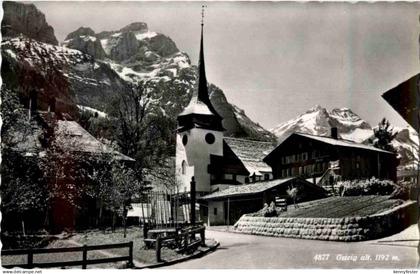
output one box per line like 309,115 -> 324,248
167,226 -> 419,269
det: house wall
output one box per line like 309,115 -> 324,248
208,200 -> 226,225
207,178 -> 327,226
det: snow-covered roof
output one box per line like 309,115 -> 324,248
56,120 -> 134,161
293,132 -> 394,154
201,177 -> 301,200
179,97 -> 214,116
224,137 -> 276,175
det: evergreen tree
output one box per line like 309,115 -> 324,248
373,118 -> 397,152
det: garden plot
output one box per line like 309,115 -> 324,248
278,196 -> 403,218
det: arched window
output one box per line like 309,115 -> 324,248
181,160 -> 187,175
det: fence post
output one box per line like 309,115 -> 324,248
82,245 -> 87,269
28,249 -> 33,268
183,233 -> 188,251
200,228 -> 206,247
128,241 -> 134,268
156,236 -> 162,262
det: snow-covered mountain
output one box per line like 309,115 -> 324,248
2,1 -> 275,142
271,105 -> 372,143
270,105 -> 418,169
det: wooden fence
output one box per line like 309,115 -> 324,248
155,225 -> 205,262
2,241 -> 133,269
133,190 -> 196,229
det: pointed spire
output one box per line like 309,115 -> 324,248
176,5 -> 224,132
197,10 -> 210,107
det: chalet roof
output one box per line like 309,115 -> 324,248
223,137 -> 276,176
382,73 -> 420,131
56,120 -> 134,161
201,177 -> 302,200
292,133 -> 394,154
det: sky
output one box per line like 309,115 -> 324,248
34,1 -> 420,130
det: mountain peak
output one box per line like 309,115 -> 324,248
65,27 -> 96,41
119,22 -> 148,33
307,104 -> 325,113
271,106 -> 373,143
2,1 -> 58,45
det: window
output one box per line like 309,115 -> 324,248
205,133 -> 215,144
302,152 -> 308,161
181,160 -> 187,175
182,135 -> 188,146
214,208 -> 217,215
245,177 -> 250,184
264,174 -> 270,181
233,174 -> 237,182
224,174 -> 233,180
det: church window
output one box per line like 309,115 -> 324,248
182,135 -> 188,146
205,133 -> 215,144
181,160 -> 187,175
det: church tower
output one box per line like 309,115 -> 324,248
176,12 -> 224,193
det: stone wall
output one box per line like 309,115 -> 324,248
233,201 -> 417,241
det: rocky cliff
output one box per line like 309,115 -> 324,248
2,1 -> 58,45
2,1 -> 275,142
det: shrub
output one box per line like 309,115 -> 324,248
389,184 -> 410,200
337,177 -> 397,196
263,202 -> 278,217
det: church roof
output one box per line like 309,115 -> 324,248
224,137 -> 276,176
179,97 -> 215,116
200,177 -> 303,200
178,21 -> 222,120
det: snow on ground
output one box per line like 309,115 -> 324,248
5,49 -> 17,59
80,35 -> 97,42
77,105 -> 108,118
135,31 -> 157,40
340,128 -> 373,143
100,39 -> 110,55
3,37 -> 91,69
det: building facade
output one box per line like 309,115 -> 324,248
264,130 -> 398,183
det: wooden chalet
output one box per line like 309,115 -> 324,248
264,129 -> 398,184
6,110 -> 134,232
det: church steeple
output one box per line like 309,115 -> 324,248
177,6 -> 224,132
197,15 -> 210,109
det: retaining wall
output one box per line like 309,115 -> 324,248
233,201 -> 418,241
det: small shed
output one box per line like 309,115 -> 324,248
200,177 -> 327,226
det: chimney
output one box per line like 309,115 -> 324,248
331,127 -> 338,139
